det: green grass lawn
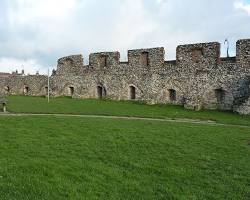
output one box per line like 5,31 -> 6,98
0,116 -> 249,200
6,96 -> 250,126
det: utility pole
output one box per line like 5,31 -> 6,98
48,68 -> 50,103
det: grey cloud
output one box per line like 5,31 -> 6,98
0,0 -> 250,74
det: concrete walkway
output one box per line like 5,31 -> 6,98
0,112 -> 249,129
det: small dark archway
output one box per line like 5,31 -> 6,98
168,89 -> 176,102
4,86 -> 10,93
129,86 -> 136,100
69,87 -> 74,97
23,86 -> 29,95
215,88 -> 225,104
97,86 -> 107,99
44,86 -> 49,96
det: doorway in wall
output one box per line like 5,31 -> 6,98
169,89 -> 176,102
129,86 -> 136,100
97,86 -> 107,99
215,88 -> 225,104
69,87 -> 74,97
24,86 -> 29,95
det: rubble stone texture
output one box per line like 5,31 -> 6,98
0,39 -> 250,114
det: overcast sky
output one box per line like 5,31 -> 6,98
0,0 -> 250,74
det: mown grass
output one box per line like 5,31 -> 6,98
0,116 -> 249,200
6,95 -> 250,126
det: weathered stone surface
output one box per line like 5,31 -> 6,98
0,39 -> 250,115
234,97 -> 250,115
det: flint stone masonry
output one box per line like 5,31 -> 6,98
1,39 -> 250,115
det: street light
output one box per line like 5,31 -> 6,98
224,39 -> 230,58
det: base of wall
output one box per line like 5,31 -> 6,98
233,97 -> 250,115
234,105 -> 250,115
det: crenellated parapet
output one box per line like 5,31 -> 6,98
54,40 -> 250,75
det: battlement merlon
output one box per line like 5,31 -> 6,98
176,42 -> 220,66
128,47 -> 165,68
56,54 -> 84,75
236,39 -> 250,67
89,52 -> 120,69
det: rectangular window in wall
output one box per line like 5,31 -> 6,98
140,52 -> 149,66
100,55 -> 108,67
192,49 -> 203,63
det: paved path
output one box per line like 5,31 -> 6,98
0,112 -> 249,129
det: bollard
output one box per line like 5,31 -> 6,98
2,103 -> 6,112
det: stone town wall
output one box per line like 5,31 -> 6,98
0,75 -> 47,96
0,39 -> 250,114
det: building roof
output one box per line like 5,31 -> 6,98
0,72 -> 11,78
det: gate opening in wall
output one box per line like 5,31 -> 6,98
215,88 -> 225,104
69,87 -> 74,97
24,86 -> 29,95
97,86 -> 107,99
129,86 -> 136,100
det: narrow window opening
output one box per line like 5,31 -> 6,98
141,52 -> 149,66
100,55 -> 108,67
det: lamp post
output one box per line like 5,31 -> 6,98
0,95 -> 7,113
224,39 -> 230,58
48,68 -> 50,103
3,103 -> 6,112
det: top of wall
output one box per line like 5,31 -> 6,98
8,39 -> 248,76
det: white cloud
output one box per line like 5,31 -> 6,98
0,57 -> 45,75
234,1 -> 250,15
8,0 -> 77,25
112,0 -> 157,49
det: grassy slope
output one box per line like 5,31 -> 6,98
0,116 -> 249,200
6,96 -> 250,126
